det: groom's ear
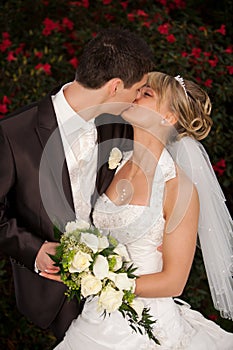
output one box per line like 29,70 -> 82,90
164,112 -> 178,125
107,78 -> 124,96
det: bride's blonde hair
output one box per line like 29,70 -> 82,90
147,72 -> 213,140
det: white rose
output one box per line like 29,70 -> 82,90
93,255 -> 109,279
114,273 -> 135,291
109,254 -> 123,271
108,271 -> 117,283
98,236 -> 109,251
81,273 -> 102,298
108,147 -> 122,170
113,243 -> 130,262
65,219 -> 89,233
108,272 -> 135,291
98,285 -> 124,313
80,232 -> 99,253
69,251 -> 92,273
130,299 -> 144,320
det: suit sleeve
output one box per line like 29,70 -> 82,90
0,125 -> 44,270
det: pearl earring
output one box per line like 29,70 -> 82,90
161,119 -> 166,125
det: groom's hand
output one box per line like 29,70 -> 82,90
39,271 -> 62,282
36,242 -> 61,280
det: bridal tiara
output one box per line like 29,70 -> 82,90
175,75 -> 188,97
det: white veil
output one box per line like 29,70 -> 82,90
167,136 -> 233,320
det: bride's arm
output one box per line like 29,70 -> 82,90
134,169 -> 199,298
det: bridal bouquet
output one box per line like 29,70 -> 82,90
51,219 -> 160,344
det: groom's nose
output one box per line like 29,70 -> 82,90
135,89 -> 143,101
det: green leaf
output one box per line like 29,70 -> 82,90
53,224 -> 62,240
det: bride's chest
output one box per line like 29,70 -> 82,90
93,194 -> 165,245
105,170 -> 154,207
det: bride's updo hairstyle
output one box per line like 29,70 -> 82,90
147,72 -> 213,140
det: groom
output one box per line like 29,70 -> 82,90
0,28 -> 154,341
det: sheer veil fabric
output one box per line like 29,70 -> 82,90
167,136 -> 233,320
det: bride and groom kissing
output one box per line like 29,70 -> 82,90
0,28 -> 232,349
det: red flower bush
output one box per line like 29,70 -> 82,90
213,159 -> 226,176
158,23 -> 170,35
0,38 -> 12,52
42,18 -> 60,36
216,24 -> 226,35
35,63 -> 52,75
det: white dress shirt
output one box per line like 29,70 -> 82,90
52,83 -> 98,223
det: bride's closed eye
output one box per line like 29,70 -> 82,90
144,92 -> 152,97
142,87 -> 154,97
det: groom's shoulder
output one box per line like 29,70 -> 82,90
0,89 -> 55,129
0,84 -> 64,128
6,101 -> 38,119
0,102 -> 39,136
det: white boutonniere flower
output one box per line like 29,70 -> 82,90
108,147 -> 122,170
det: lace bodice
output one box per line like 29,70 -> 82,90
93,149 -> 176,274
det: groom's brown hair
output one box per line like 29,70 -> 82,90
75,28 -> 155,89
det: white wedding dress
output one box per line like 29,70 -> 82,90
55,149 -> 233,349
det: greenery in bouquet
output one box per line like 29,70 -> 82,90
51,219 -> 160,344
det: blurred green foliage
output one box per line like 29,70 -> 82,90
0,0 -> 232,348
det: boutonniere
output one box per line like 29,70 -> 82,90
108,147 -> 123,170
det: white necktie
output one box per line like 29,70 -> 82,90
68,124 -> 97,220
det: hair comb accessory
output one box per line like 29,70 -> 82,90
174,75 -> 188,97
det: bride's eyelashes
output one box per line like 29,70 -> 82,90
142,87 -> 154,97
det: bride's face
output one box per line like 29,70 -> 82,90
121,86 -> 170,130
135,86 -> 158,109
135,86 -> 170,117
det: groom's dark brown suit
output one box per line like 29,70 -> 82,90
0,86 -> 133,339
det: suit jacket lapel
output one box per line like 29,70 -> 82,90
91,113 -> 133,208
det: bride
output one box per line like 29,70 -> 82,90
50,72 -> 233,349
